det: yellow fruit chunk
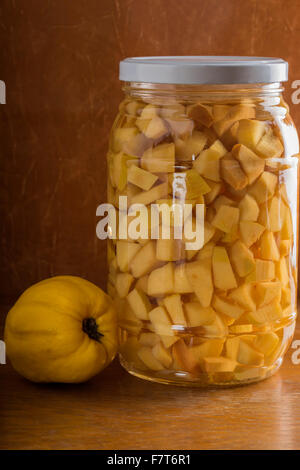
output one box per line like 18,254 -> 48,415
228,284 -> 256,311
254,332 -> 279,356
247,259 -> 275,283
186,258 -> 213,307
221,121 -> 239,149
256,132 -> 284,159
143,116 -> 169,140
280,204 -> 293,240
281,286 -> 291,307
156,237 -> 184,262
240,221 -> 265,247
139,332 -> 160,347
193,140 -> 227,182
203,357 -> 237,373
115,273 -> 134,298
213,195 -> 234,212
258,196 -> 284,232
212,246 -> 237,290
175,131 -> 207,160
256,281 -> 282,307
120,337 -> 147,370
149,306 -> 174,336
152,342 -> 173,368
249,171 -> 277,203
248,300 -> 282,323
166,117 -> 194,139
135,275 -> 149,294
213,296 -> 245,319
112,152 -> 137,190
188,103 -> 214,127
131,182 -> 168,206
126,288 -> 152,321
130,241 -> 158,278
213,104 -> 230,121
221,157 -> 248,190
191,339 -> 224,360
237,340 -> 264,366
276,257 -> 289,286
230,240 -> 255,277
116,241 -> 141,272
184,303 -> 216,327
229,324 -> 253,334
113,127 -> 139,152
174,264 -> 193,294
138,347 -> 164,371
213,105 -> 255,136
127,165 -> 158,190
237,119 -> 266,150
163,294 -> 187,326
232,144 -> 265,184
239,194 -> 259,221
141,143 -> 175,173
260,231 -> 280,261
204,182 -> 222,205
183,169 -> 211,198
204,314 -> 228,337
148,262 -> 174,297
279,240 -> 291,257
172,339 -> 199,373
212,205 -> 240,233
160,335 -> 179,349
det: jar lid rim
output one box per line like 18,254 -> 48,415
119,56 -> 288,85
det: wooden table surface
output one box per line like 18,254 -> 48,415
1,304 -> 300,451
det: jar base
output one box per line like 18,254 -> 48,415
120,355 -> 283,388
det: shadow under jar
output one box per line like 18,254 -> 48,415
107,57 -> 299,387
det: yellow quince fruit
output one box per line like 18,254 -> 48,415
4,276 -> 118,383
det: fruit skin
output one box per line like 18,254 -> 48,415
4,276 -> 118,383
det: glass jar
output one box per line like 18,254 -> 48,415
107,57 -> 299,386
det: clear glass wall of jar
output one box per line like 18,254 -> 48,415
107,58 -> 299,386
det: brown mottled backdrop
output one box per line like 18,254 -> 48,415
1,0 -> 300,305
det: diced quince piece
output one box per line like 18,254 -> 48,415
126,288 -> 152,321
203,314 -> 228,337
276,257 -> 289,286
205,182 -> 222,204
160,335 -> 179,349
156,237 -> 185,262
152,342 -> 173,368
174,264 -> 193,294
213,105 -> 255,136
166,117 -> 194,139
213,104 -> 230,121
149,305 -> 174,336
225,336 -> 241,360
186,258 -> 213,307
140,104 -> 160,119
248,300 -> 282,323
113,127 -> 139,152
112,152 -> 137,190
148,262 -> 174,297
127,165 -> 158,190
280,204 -> 293,240
281,286 -> 291,307
239,194 -> 259,221
240,221 -> 265,247
141,143 -> 175,173
188,103 -> 214,127
213,296 -> 244,319
115,272 -> 134,298
193,140 -> 227,182
213,195 -> 234,212
117,241 -> 141,272
232,144 -> 265,184
175,131 -> 207,160
203,357 -> 237,373
221,157 -> 248,190
229,240 -> 255,277
143,116 -> 169,140
249,171 -> 277,203
118,303 -> 142,335
172,339 -> 199,373
120,337 -> 147,370
229,324 -> 253,334
135,275 -> 149,294
212,205 -> 239,233
184,169 -> 211,198
279,240 -> 291,257
191,339 -> 224,360
254,332 -> 279,356
237,119 -> 266,150
256,281 -> 282,307
248,259 -> 275,283
256,132 -> 283,159
138,346 -> 164,371
228,284 -> 256,311
237,340 -> 264,366
139,332 -> 160,347
163,294 -> 187,326
260,231 -> 280,261
220,121 -> 239,149
212,246 -> 237,290
131,182 -> 168,206
184,303 -> 216,327
130,241 -> 158,278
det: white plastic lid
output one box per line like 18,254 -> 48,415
119,56 -> 288,85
